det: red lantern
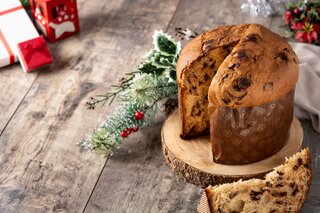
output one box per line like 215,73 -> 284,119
30,0 -> 80,42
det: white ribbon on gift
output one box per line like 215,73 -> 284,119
0,0 -> 39,68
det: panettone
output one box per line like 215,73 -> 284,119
176,24 -> 299,164
204,148 -> 312,213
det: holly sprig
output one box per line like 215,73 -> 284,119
81,30 -> 181,155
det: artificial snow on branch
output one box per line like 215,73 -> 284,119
81,30 -> 181,155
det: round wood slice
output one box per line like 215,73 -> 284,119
161,109 -> 303,188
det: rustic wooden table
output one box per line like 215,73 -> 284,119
0,0 -> 319,212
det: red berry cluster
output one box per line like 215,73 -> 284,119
120,127 -> 139,138
120,111 -> 144,138
285,3 -> 320,44
134,111 -> 144,120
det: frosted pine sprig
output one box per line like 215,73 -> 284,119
82,30 -> 181,155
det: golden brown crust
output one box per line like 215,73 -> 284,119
177,24 -> 299,108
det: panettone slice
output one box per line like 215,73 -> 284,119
205,148 -> 312,213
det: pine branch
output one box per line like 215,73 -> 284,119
81,30 -> 182,155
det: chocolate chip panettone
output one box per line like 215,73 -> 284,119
204,148 -> 312,213
176,24 -> 299,164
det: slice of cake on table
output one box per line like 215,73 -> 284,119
204,148 -> 312,213
176,24 -> 299,165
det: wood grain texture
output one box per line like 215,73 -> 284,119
0,66 -> 37,133
0,0 -> 179,212
0,0 -> 88,136
161,110 -> 303,188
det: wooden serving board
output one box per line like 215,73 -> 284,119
161,109 -> 303,188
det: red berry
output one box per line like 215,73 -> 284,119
293,8 -> 299,14
134,111 -> 144,120
121,130 -> 128,138
132,127 -> 139,132
126,128 -> 132,134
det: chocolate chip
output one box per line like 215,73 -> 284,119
276,200 -> 283,204
277,171 -> 284,176
235,50 -> 248,62
266,181 -> 272,187
246,34 -> 260,42
192,73 -> 198,79
293,158 -> 303,170
210,61 -> 216,69
204,74 -> 210,81
233,77 -> 252,91
283,48 -> 289,52
250,190 -> 262,201
222,74 -> 229,81
298,158 -> 303,165
279,192 -> 287,197
263,82 -> 273,91
270,210 -> 276,212
275,182 -> 284,187
203,63 -> 208,68
274,52 -> 288,62
222,98 -> 231,104
289,182 -> 295,188
292,187 -> 299,196
229,191 -> 238,199
229,63 -> 240,70
304,163 -> 310,169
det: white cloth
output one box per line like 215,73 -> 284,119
291,42 -> 320,133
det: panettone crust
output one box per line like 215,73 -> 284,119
177,23 -> 299,139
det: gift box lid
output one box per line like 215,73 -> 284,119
17,35 -> 52,72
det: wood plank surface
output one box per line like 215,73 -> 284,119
0,0 -> 88,136
0,0 -> 179,212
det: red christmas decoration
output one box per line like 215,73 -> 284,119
30,0 -> 80,42
293,8 -> 300,15
132,127 -> 139,132
126,128 -> 132,135
0,0 -> 51,69
284,1 -> 320,45
17,35 -> 53,72
120,130 -> 128,138
134,111 -> 144,120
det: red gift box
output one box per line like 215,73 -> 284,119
0,0 -> 39,67
17,36 -> 53,72
30,0 -> 80,42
